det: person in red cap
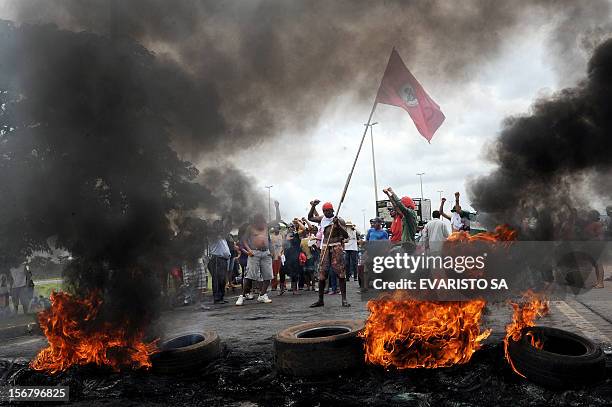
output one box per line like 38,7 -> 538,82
307,199 -> 350,307
382,188 -> 418,244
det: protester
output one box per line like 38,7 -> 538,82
308,200 -> 350,307
606,206 -> 612,240
389,206 -> 403,243
0,273 -> 9,318
383,188 -> 418,245
208,219 -> 231,304
270,226 -> 284,291
422,210 -> 450,254
9,259 -> 30,314
344,221 -> 359,281
299,218 -> 316,290
583,210 -> 605,288
366,218 -> 389,241
440,192 -> 470,232
226,234 -> 239,292
236,213 -> 274,306
283,231 -> 304,294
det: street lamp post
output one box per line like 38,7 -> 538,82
437,190 -> 444,201
361,209 -> 366,235
416,173 -> 425,203
265,185 -> 273,222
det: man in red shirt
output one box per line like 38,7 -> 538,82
388,196 -> 414,243
389,207 -> 403,243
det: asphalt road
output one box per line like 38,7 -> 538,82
1,275 -> 611,362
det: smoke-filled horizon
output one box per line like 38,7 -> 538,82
3,0 -> 611,160
469,38 -> 612,238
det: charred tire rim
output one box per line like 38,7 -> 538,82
274,320 -> 364,377
151,330 -> 221,374
507,326 -> 605,389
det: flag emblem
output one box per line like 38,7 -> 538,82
400,83 -> 418,106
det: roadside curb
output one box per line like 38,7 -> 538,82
0,322 -> 42,340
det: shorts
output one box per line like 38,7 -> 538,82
319,245 -> 346,280
245,249 -> 274,281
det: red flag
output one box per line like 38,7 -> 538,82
376,49 -> 445,142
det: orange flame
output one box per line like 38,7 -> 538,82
361,225 -> 521,369
30,291 -> 158,374
503,290 -> 549,377
361,291 -> 491,369
446,224 -> 517,243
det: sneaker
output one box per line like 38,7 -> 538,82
245,293 -> 255,300
235,295 -> 244,306
257,294 -> 272,303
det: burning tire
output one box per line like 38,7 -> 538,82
151,330 -> 221,374
507,326 -> 606,389
274,320 -> 364,377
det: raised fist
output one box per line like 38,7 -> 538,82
311,199 -> 321,206
441,197 -> 447,203
455,192 -> 460,198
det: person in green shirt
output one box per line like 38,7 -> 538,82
382,187 -> 418,245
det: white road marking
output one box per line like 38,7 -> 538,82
552,300 -> 611,343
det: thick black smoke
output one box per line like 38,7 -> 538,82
5,0 -> 610,158
468,39 -> 612,238
0,20 -> 261,331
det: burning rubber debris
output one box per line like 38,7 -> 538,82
361,293 -> 490,369
504,290 -> 550,378
30,292 -> 158,374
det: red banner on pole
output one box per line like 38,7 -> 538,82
376,49 -> 445,142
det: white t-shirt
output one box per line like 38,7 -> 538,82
10,265 -> 27,288
423,218 -> 450,253
345,228 -> 358,251
450,212 -> 463,231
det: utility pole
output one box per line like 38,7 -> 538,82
265,185 -> 273,222
437,190 -> 444,201
361,209 -> 366,235
417,173 -> 425,203
364,122 -> 379,203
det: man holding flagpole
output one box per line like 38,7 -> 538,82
308,200 -> 350,308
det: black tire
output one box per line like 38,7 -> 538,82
507,326 -> 606,389
274,319 -> 364,377
151,330 -> 221,374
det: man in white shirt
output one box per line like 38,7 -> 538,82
422,210 -> 450,254
440,192 -> 470,232
9,260 -> 30,314
344,221 -> 359,282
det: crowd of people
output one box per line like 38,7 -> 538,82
179,188 -> 612,307
4,190 -> 610,316
173,189 -> 479,308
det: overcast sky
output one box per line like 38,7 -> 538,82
1,1 -> 609,232
233,19 -> 580,231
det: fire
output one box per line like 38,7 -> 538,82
31,291 -> 158,374
503,290 -> 549,377
446,224 -> 517,243
361,291 -> 491,369
361,225 -> 519,369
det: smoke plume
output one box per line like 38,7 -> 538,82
0,1 -> 610,332
468,39 -> 612,238
4,0 -> 611,158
